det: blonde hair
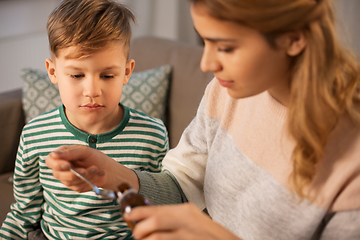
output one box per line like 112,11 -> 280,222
47,0 -> 136,59
190,0 -> 360,198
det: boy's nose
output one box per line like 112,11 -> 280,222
83,77 -> 101,98
200,47 -> 222,73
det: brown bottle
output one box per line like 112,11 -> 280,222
116,182 -> 151,231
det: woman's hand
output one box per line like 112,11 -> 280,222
45,145 -> 139,192
125,203 -> 241,240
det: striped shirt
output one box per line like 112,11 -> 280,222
0,104 -> 168,240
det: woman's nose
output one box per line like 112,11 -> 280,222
83,77 -> 101,98
200,46 -> 221,73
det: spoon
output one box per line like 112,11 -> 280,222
70,167 -> 116,199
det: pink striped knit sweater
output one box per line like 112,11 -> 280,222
137,78 -> 360,239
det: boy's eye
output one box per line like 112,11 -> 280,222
70,74 -> 84,79
101,75 -> 115,79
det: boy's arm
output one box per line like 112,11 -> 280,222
157,120 -> 169,170
0,134 -> 44,239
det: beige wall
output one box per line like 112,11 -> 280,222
0,0 -> 196,94
0,0 -> 359,94
336,0 -> 360,57
0,0 -> 61,93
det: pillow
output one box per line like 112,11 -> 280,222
21,69 -> 62,123
120,65 -> 171,121
21,65 -> 172,123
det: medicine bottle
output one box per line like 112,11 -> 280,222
116,182 -> 151,230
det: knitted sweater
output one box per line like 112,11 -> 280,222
137,78 -> 360,240
0,104 -> 168,240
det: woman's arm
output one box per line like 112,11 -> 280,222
45,145 -> 187,205
135,169 -> 187,205
45,144 -> 139,191
124,203 -> 242,240
317,210 -> 360,239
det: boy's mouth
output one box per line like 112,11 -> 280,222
81,103 -> 104,109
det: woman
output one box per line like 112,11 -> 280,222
46,0 -> 360,239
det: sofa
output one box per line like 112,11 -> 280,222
0,36 -> 213,224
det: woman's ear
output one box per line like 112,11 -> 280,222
45,58 -> 58,84
284,30 -> 307,56
123,59 -> 135,85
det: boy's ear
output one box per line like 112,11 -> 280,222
45,58 -> 58,84
123,59 -> 135,85
283,30 -> 307,57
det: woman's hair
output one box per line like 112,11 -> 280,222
47,0 -> 136,59
190,0 -> 360,199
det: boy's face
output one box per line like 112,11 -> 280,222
45,42 -> 135,134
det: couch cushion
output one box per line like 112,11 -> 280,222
0,89 -> 24,174
20,65 -> 172,123
120,65 -> 171,121
0,172 -> 14,224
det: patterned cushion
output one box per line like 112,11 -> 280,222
120,65 -> 171,121
21,69 -> 62,123
21,65 -> 172,123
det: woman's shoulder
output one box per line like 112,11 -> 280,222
313,115 -> 360,212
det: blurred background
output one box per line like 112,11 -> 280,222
0,0 -> 359,94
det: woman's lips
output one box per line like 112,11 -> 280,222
217,78 -> 234,88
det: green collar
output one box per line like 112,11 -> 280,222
59,104 -> 130,148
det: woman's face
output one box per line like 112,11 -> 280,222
191,4 -> 292,104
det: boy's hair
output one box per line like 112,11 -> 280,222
47,0 -> 136,59
190,0 -> 360,199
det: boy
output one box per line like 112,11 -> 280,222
0,0 -> 168,239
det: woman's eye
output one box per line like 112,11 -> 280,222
70,74 -> 84,79
218,48 -> 234,53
